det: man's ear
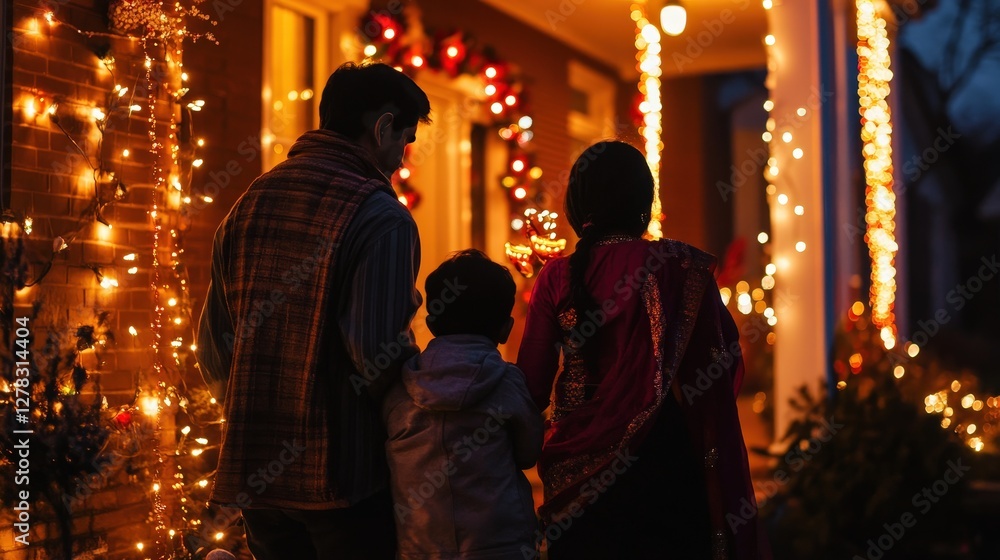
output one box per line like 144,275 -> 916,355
497,317 -> 515,345
374,112 -> 394,147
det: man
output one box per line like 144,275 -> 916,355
196,62 -> 430,559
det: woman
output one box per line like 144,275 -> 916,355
516,141 -> 770,559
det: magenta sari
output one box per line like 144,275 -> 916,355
517,238 -> 770,559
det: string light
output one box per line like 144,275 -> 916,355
857,0 -> 898,336
632,6 -> 664,238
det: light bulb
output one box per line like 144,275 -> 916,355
660,3 -> 687,36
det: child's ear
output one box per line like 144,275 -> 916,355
496,317 -> 515,344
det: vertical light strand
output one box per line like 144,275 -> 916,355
632,4 -> 664,239
144,40 -> 168,552
856,0 -> 897,343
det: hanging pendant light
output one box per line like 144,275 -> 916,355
660,1 -> 687,36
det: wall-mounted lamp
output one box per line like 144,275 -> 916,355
660,1 -> 687,36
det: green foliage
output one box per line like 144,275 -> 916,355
761,309 -> 997,559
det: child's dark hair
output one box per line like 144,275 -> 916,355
425,249 -> 516,340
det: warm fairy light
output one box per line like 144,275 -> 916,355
797,107 -> 807,117
129,326 -> 138,336
511,218 -> 524,231
411,55 -> 424,67
513,187 -> 527,199
140,395 -> 159,416
44,11 -> 55,24
962,394 -> 975,409
781,132 -> 792,143
136,543 -> 144,551
737,293 -> 752,315
763,99 -> 774,112
192,158 -> 204,167
764,34 -> 775,46
757,232 -> 769,244
23,96 -> 38,119
795,242 -> 806,252
23,217 -> 33,235
490,102 -> 503,114
485,84 -> 497,96
100,276 -> 119,289
777,194 -> 788,205
763,0 -> 773,8
129,104 -> 142,112
761,276 -> 775,290
505,95 -> 517,106
794,205 -> 804,215
195,437 -> 208,445
762,131 -> 772,142
197,138 -> 205,147
167,297 -> 177,307
91,107 -> 106,121
766,263 -> 777,276
446,45 -> 459,58
153,483 -> 160,492
529,166 -> 543,179
792,148 -> 804,159
858,0 -> 898,332
632,8 -> 664,239
383,28 -> 395,40
191,448 -> 203,456
511,159 -> 525,173
736,281 -> 750,293
198,479 -> 209,488
518,116 -> 533,129
485,66 -> 498,79
181,425 -> 191,435
173,317 -> 183,325
122,149 -> 131,158
851,301 -> 865,315
215,532 -> 224,541
907,343 -> 920,357
202,196 -> 214,203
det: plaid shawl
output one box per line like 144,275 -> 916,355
211,130 -> 397,509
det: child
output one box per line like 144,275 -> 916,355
382,249 -> 544,559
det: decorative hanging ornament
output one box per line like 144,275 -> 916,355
113,406 -> 134,429
505,208 -> 566,277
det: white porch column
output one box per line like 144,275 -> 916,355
766,0 -> 829,439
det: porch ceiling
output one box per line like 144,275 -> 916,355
479,0 -> 769,79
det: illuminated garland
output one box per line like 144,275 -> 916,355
12,3 -> 226,556
856,0 -> 898,343
629,4 -> 664,239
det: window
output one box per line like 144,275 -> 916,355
263,0 -> 365,169
568,61 -> 616,163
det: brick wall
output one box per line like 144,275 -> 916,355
3,0 -> 262,556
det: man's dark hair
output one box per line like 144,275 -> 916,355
425,249 -> 516,340
319,62 -> 431,139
